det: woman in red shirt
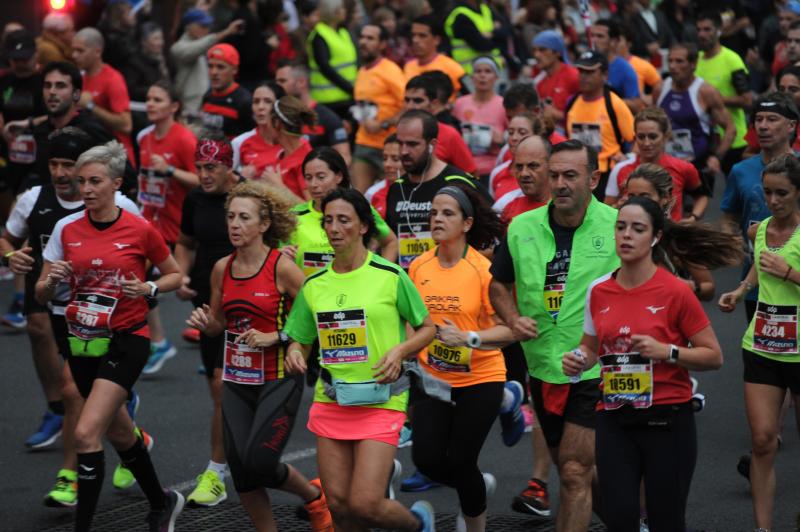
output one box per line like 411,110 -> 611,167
233,81 -> 285,180
562,196 -> 740,531
36,141 -> 184,531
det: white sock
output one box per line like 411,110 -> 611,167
500,388 -> 515,413
207,460 -> 227,481
153,338 -> 168,349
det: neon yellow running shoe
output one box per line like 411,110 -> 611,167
186,470 -> 227,507
44,469 -> 77,507
113,427 -> 154,490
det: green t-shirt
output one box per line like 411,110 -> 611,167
742,218 -> 800,361
288,199 -> 391,276
284,251 -> 429,411
695,47 -> 748,149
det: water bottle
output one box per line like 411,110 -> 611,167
569,348 -> 586,384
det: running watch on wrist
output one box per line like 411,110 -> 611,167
667,344 -> 680,364
146,281 -> 159,298
278,330 -> 289,343
466,331 -> 481,348
166,165 -> 176,177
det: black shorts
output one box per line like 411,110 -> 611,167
23,272 -> 48,315
50,312 -> 70,360
68,333 -> 150,398
531,376 -> 601,448
743,348 -> 800,395
222,375 -> 303,492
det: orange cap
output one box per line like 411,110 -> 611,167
207,43 -> 240,67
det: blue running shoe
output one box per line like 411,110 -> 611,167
126,390 -> 140,422
26,410 -> 63,450
401,470 -> 441,492
410,501 -> 436,532
2,294 -> 26,329
398,424 -> 413,448
142,341 -> 177,375
500,381 -> 525,447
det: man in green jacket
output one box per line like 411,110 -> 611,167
490,139 -> 619,530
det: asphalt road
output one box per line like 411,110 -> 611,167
1,187 -> 799,531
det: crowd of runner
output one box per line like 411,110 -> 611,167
1,0 -> 799,531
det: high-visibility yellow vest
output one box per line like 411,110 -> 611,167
444,3 -> 504,75
306,22 -> 357,105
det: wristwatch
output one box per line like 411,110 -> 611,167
380,120 -> 392,130
85,101 -> 95,112
166,165 -> 176,177
278,330 -> 289,343
145,281 -> 159,298
667,344 -> 680,364
466,331 -> 482,348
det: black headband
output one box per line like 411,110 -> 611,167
436,186 -> 474,218
755,100 -> 799,121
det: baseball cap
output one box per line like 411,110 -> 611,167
574,50 -> 608,71
207,43 -> 239,67
183,8 -> 214,27
4,30 -> 36,60
782,0 -> 800,15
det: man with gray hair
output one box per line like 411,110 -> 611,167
37,12 -> 75,65
71,27 -> 133,163
275,60 -> 350,163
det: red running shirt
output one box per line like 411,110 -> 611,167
137,123 -> 198,243
436,122 -> 477,175
221,248 -> 289,382
584,267 -> 710,407
232,129 -> 282,177
44,209 -> 170,338
82,64 -> 134,162
532,62 -> 580,112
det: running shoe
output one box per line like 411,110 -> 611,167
26,410 -> 63,449
400,470 -> 441,492
305,478 -> 333,531
186,470 -> 227,507
511,477 -> 551,517
500,381 -> 525,447
2,293 -> 26,329
387,459 -> 402,500
142,341 -> 177,375
43,468 -> 77,507
521,403 -> 535,433
737,453 -> 751,482
127,389 -> 140,421
0,266 -> 14,281
182,327 -> 200,343
146,490 -> 184,532
410,500 -> 436,532
455,473 -> 496,532
398,424 -> 413,448
114,428 -> 154,490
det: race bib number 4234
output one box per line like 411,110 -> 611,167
754,302 -> 798,355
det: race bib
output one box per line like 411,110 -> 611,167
666,129 -> 694,160
427,338 -> 472,373
398,223 -> 435,269
753,302 -> 798,355
543,283 -> 564,318
570,122 -> 602,151
9,134 -> 37,164
462,123 -> 492,155
600,352 -> 653,410
317,309 -> 369,364
138,170 -> 168,208
302,251 -> 334,276
222,330 -> 265,384
65,292 -> 118,340
350,101 -> 378,122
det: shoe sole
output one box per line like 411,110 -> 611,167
400,483 -> 441,493
44,496 -> 77,508
142,347 -> 178,375
186,492 -> 227,508
166,491 -> 185,532
113,479 -> 137,490
511,498 -> 551,517
1,319 -> 27,329
26,430 -> 62,450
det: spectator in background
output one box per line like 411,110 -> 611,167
351,24 -> 405,192
225,0 -> 273,90
444,0 -> 506,78
171,9 -> 244,116
453,57 -> 508,179
71,27 -> 134,163
263,0 -> 298,75
97,0 -> 138,72
404,15 -> 468,96
619,0 -> 674,60
37,12 -> 75,66
123,23 -> 171,135
658,0 -> 697,44
200,43 -> 255,138
530,30 -> 579,128
306,0 -> 357,120
275,61 -> 351,164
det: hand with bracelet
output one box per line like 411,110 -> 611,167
758,250 -> 793,282
718,278 -> 755,312
120,273 -> 158,298
4,246 -> 35,274
45,259 -> 73,288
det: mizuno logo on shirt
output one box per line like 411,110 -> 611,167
113,243 -> 131,249
646,306 -> 665,315
619,326 -> 630,335
599,306 -> 610,314
68,242 -> 82,247
92,259 -> 103,266
38,208 -> 52,215
79,465 -> 94,472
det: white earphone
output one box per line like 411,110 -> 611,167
428,145 -> 433,155
651,238 -> 659,248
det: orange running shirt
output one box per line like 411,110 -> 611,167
409,245 -> 506,387
404,54 -> 466,95
627,55 -> 661,96
566,92 -> 634,173
354,57 -> 406,149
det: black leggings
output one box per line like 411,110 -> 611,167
596,403 -> 696,532
411,381 -> 503,517
222,375 -> 302,493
